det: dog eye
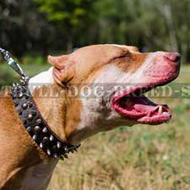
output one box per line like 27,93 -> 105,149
114,51 -> 131,60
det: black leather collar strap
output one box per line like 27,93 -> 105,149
11,77 -> 80,160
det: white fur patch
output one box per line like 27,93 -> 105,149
28,67 -> 54,94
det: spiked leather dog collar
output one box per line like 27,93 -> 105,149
0,47 -> 80,160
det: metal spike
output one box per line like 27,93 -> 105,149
47,149 -> 51,156
22,103 -> 28,109
50,135 -> 54,141
17,86 -> 22,90
39,143 -> 43,148
64,147 -> 69,153
34,126 -> 41,132
18,92 -> 23,98
57,142 -> 62,149
53,153 -> 58,158
28,113 -> 33,120
26,126 -> 32,132
33,135 -> 37,141
21,86 -> 27,92
42,127 -> 48,133
36,119 -> 42,124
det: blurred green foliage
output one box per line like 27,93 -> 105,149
0,0 -> 190,62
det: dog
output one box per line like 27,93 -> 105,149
0,44 -> 180,190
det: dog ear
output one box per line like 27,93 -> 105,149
48,55 -> 75,84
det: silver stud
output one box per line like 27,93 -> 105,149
27,126 -> 32,132
40,143 -> 43,148
42,127 -> 48,133
50,135 -> 54,141
36,119 -> 42,124
47,149 -> 51,156
34,126 -> 41,132
64,147 -> 69,153
53,153 -> 58,158
57,142 -> 62,149
22,103 -> 28,109
12,83 -> 16,90
18,92 -> 23,98
33,135 -> 37,141
28,114 -> 33,120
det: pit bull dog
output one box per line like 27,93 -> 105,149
0,44 -> 180,190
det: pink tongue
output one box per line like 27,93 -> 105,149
134,104 -> 158,113
128,96 -> 158,113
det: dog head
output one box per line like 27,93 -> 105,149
48,44 -> 180,144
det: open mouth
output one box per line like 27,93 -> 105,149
112,80 -> 173,125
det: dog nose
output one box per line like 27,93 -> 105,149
164,52 -> 181,64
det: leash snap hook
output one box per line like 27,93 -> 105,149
0,47 -> 27,80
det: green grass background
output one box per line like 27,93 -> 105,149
1,58 -> 190,190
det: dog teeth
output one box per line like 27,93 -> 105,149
158,106 -> 163,114
162,112 -> 170,115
